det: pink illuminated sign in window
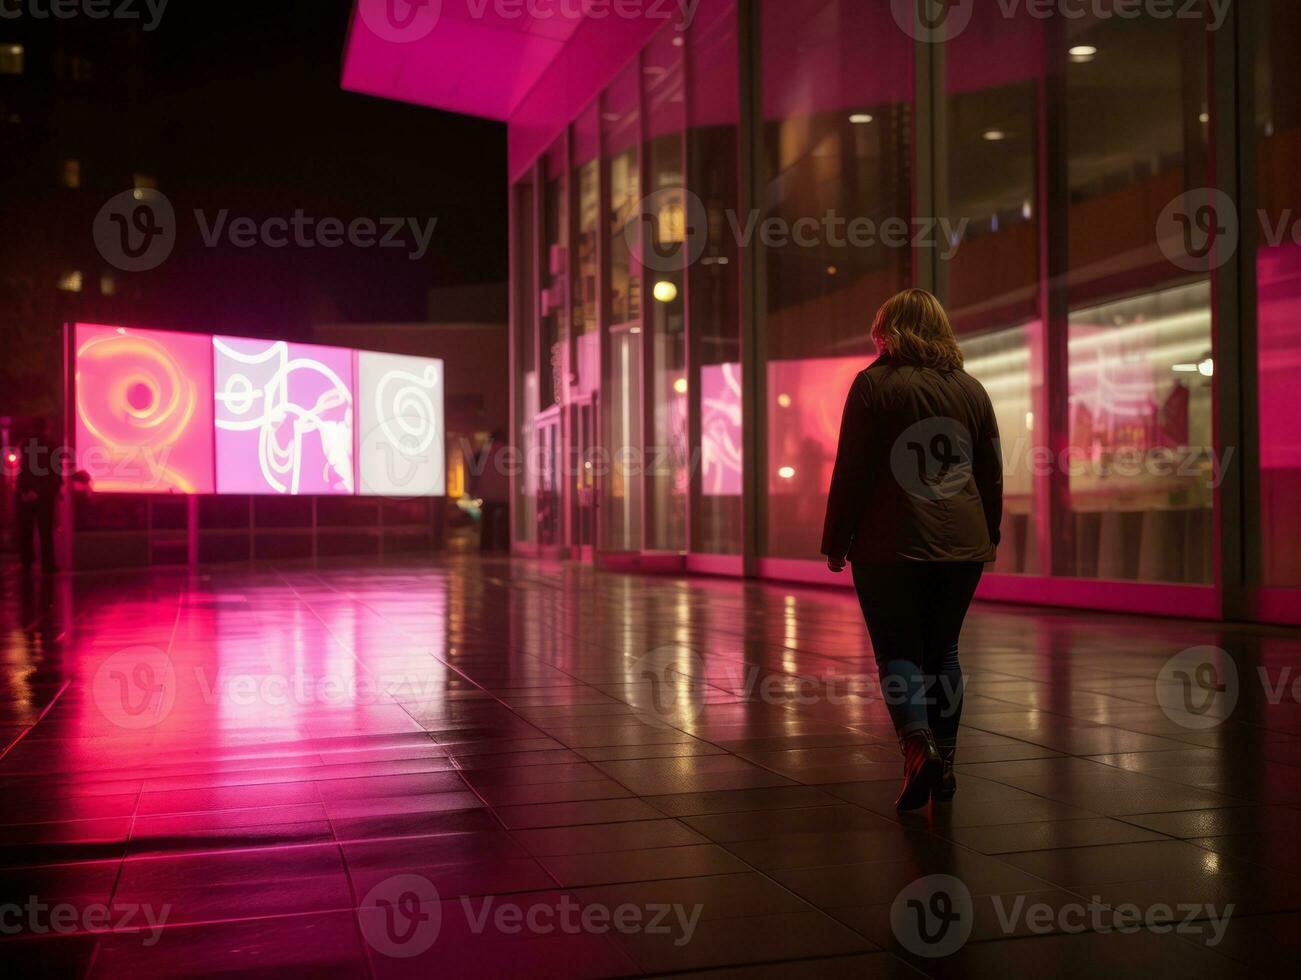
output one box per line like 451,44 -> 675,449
701,363 -> 742,496
74,324 -> 216,494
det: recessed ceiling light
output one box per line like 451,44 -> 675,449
1199,111 -> 1210,124
982,129 -> 1006,142
1069,44 -> 1097,62
849,113 -> 874,125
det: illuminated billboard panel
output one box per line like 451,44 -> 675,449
74,324 -> 216,494
356,351 -> 445,497
213,336 -> 356,495
72,324 -> 447,498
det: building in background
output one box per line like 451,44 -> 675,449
366,3 -> 1293,622
315,283 -> 509,544
0,17 -> 158,423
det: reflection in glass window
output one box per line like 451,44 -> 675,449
1256,0 -> 1301,587
603,61 -> 643,550
1061,12 -> 1212,583
759,0 -> 913,559
1066,284 -> 1214,583
690,0 -> 742,554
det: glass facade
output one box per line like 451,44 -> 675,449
1256,0 -> 1301,589
506,0 -> 1299,621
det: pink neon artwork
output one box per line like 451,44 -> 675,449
74,324 -> 216,494
214,336 -> 355,495
701,363 -> 743,496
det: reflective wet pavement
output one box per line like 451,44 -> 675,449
1,557 -> 1299,978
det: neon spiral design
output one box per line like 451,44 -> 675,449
214,338 -> 354,495
375,365 -> 439,455
74,327 -> 212,493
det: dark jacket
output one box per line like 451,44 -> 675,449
15,434 -> 63,502
821,356 -> 1003,563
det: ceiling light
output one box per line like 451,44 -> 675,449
1069,45 -> 1097,62
849,113 -> 874,125
982,129 -> 1006,142
653,280 -> 679,303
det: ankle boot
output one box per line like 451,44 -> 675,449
934,743 -> 957,801
896,728 -> 941,811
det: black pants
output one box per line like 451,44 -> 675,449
479,501 -> 509,552
17,497 -> 56,570
852,561 -> 983,745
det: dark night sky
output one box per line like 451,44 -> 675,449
72,0 -> 505,334
0,1 -> 507,417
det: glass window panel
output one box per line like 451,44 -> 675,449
513,177 -> 537,544
690,0 -> 742,554
644,27 -> 687,552
540,140 -> 567,412
760,0 -> 913,559
1255,0 -> 1301,587
1061,14 -> 1213,583
942,4 -> 1043,574
603,61 -> 643,551
572,105 -> 600,395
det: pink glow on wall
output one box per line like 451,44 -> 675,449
766,356 -> 872,557
214,337 -> 355,495
74,324 -> 215,494
1257,241 -> 1301,585
701,362 -> 742,496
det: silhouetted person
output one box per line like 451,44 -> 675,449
15,418 -> 63,574
478,431 -> 511,553
822,289 -> 1003,811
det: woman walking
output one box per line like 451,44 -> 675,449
822,289 -> 1004,810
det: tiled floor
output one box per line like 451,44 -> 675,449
1,556 -> 1300,978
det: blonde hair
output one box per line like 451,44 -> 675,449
870,288 -> 964,372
